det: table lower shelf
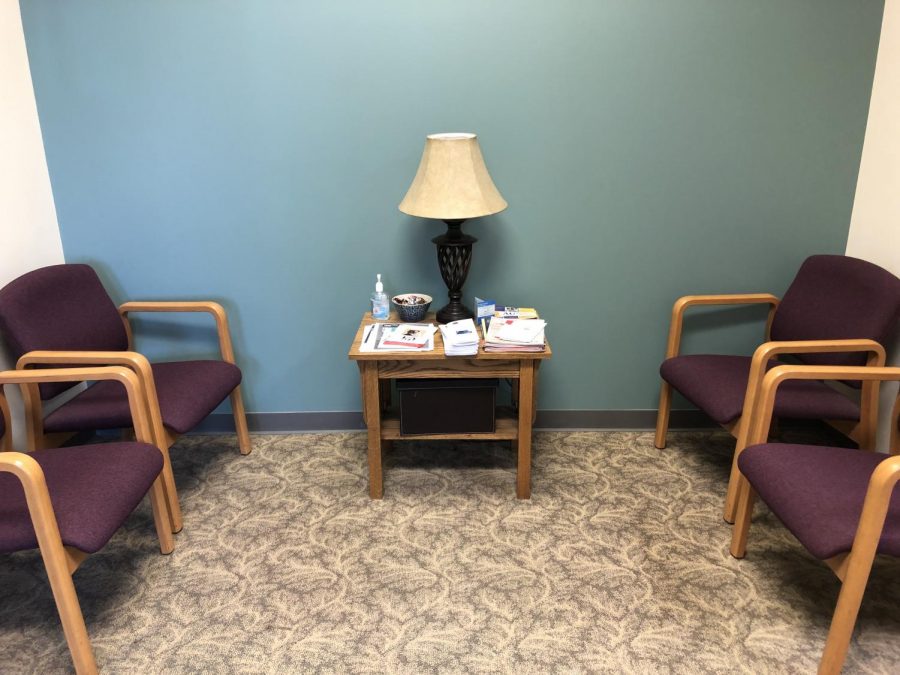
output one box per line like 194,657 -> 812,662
380,408 -> 519,441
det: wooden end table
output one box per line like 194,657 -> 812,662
348,312 -> 552,499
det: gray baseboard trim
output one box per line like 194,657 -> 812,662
534,409 -> 713,430
191,409 -> 713,434
195,411 -> 366,433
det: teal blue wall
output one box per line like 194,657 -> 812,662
20,1 -> 883,416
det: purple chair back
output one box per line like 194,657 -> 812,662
770,255 -> 900,367
0,264 -> 128,399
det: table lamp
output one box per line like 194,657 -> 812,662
399,133 -> 507,324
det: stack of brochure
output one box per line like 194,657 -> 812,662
493,306 -> 539,320
439,318 -> 480,356
483,318 -> 546,353
360,323 -> 437,352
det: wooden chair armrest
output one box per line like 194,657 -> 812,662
0,448 -> 113,619
18,349 -> 154,376
746,365 -> 900,447
860,454 -> 900,529
739,338 -> 886,441
118,301 -> 236,363
0,366 -> 175,560
664,293 -> 780,358
674,293 -> 780,309
0,450 -> 49,498
749,338 -> 886,367
0,449 -> 63,550
744,340 -> 886,403
823,452 -> 900,588
119,300 -> 226,316
0,366 -> 155,444
14,352 -> 163,449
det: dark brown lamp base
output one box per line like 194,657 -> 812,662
433,219 -> 476,324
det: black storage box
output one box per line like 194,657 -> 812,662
397,378 -> 498,435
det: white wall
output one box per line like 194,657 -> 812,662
847,0 -> 900,450
0,0 -> 65,447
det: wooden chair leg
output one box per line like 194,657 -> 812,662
819,553 -> 877,674
147,477 -> 175,555
43,557 -> 97,674
723,418 -> 749,524
157,444 -> 183,534
654,381 -> 672,449
35,533 -> 97,674
729,480 -> 756,559
229,386 -> 252,455
722,450 -> 743,524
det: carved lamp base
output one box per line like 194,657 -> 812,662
433,219 -> 476,324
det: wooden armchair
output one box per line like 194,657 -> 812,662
730,364 -> 900,674
0,264 -> 252,535
655,255 -> 900,523
0,366 -> 174,675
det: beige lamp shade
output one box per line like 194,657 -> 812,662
399,133 -> 508,220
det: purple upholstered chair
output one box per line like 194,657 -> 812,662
730,364 -> 900,675
0,264 -> 252,535
655,255 -> 900,523
0,365 -> 173,675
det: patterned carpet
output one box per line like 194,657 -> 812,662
2,430 -> 900,673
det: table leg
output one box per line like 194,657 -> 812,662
516,361 -> 535,499
357,362 -> 367,425
362,362 -> 383,499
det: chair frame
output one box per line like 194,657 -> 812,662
0,392 -> 10,452
17,300 -> 252,534
0,366 -> 174,675
729,364 -> 900,675
654,292 -> 885,523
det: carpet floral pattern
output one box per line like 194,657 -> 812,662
1,431 -> 899,673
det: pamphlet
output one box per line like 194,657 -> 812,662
483,318 -> 546,353
358,323 -> 437,353
379,323 -> 433,349
494,306 -> 539,320
439,318 -> 480,356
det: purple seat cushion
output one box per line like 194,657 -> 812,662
660,354 -> 860,425
739,443 -> 900,559
0,264 -> 129,400
43,360 -> 241,436
0,442 -> 162,554
770,255 -> 900,368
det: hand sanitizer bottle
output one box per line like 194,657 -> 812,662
371,274 -> 389,319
